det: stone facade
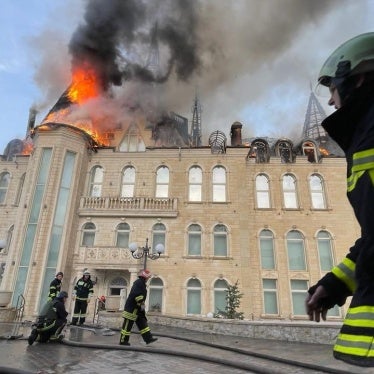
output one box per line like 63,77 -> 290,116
0,123 -> 359,324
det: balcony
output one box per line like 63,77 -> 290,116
78,196 -> 178,218
77,246 -> 140,267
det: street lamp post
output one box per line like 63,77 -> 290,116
128,238 -> 165,269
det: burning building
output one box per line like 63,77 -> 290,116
0,0 -> 358,327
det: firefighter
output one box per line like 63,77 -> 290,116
306,32 -> 374,367
71,270 -> 94,325
28,291 -> 69,345
119,269 -> 158,346
48,271 -> 63,300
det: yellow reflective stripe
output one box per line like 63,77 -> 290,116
352,148 -> 374,172
122,310 -> 137,321
334,333 -> 374,357
139,326 -> 150,334
135,295 -> 144,303
369,169 -> 374,185
344,305 -> 374,327
347,170 -> 365,192
331,258 -> 356,293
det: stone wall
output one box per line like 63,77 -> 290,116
98,311 -> 341,345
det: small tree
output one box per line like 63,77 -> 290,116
215,280 -> 244,320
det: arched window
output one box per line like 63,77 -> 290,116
109,277 -> 127,296
302,141 -> 318,163
81,222 -> 96,246
263,279 -> 278,315
14,173 -> 25,206
286,230 -> 306,270
121,166 -> 135,197
248,139 -> 270,163
0,172 -> 10,204
155,166 -> 169,198
256,174 -> 270,208
148,277 -> 164,312
116,223 -> 130,247
214,279 -> 228,314
188,166 -> 202,202
88,166 -> 103,197
152,223 -> 166,250
212,166 -> 226,202
282,174 -> 298,209
213,224 -> 228,257
275,139 -> 294,163
317,231 -> 334,272
309,174 -> 327,209
259,229 -> 275,270
108,277 -> 128,311
188,224 -> 202,256
187,278 -> 201,315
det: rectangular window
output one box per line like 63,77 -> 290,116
291,280 -> 308,316
263,279 -> 278,314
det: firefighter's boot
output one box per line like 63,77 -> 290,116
119,334 -> 130,346
28,328 -> 38,346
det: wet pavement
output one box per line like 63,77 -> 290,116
0,322 -> 372,374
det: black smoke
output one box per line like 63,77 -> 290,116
68,0 -> 201,89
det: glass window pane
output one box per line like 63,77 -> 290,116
257,192 -> 270,208
291,280 -> 308,316
284,192 -> 297,208
214,235 -> 227,256
213,185 -> 226,202
188,234 -> 201,255
213,167 -> 226,183
260,238 -> 275,269
149,288 -> 163,311
187,290 -> 201,314
116,232 -> 129,247
318,231 -> 334,271
263,279 -> 278,314
157,167 -> 169,183
214,291 -> 227,313
189,167 -> 202,183
189,185 -> 202,201
122,185 -> 134,197
156,185 -> 168,198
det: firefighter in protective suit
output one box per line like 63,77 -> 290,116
48,271 -> 63,300
71,270 -> 94,325
306,32 -> 374,367
28,291 -> 69,345
119,269 -> 157,345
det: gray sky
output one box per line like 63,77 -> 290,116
1,0 -> 373,152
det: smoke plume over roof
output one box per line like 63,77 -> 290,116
30,0 -> 372,142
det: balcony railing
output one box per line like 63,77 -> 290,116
78,246 -> 139,267
79,196 -> 178,217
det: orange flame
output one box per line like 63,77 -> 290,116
68,62 -> 102,104
319,147 -> 329,156
22,140 -> 34,155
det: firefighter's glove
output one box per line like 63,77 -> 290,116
305,284 -> 333,322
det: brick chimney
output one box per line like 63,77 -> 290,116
230,122 -> 243,146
